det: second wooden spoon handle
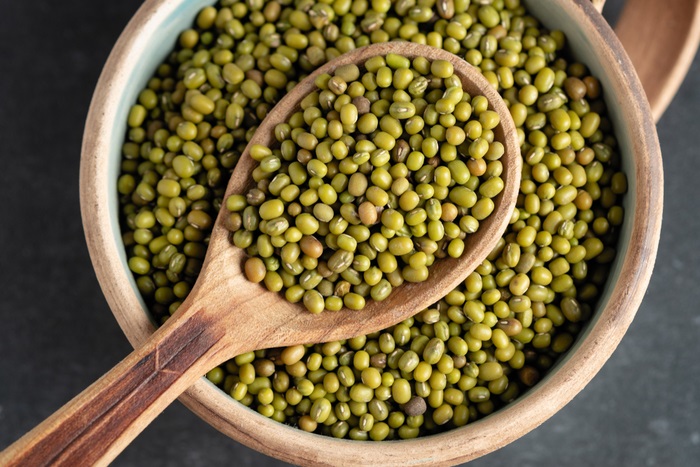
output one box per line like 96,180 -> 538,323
0,310 -> 227,467
591,0 -> 700,120
614,0 -> 700,121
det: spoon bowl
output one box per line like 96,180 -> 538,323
0,43 -> 520,466
213,42 -> 522,342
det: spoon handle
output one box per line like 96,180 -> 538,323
0,309 -> 229,466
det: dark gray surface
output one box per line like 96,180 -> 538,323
0,1 -> 697,466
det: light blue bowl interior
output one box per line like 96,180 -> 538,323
109,0 -> 218,323
107,1 -> 636,354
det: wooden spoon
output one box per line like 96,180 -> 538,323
0,43 -> 520,466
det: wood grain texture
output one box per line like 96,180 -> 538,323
0,42 -> 520,466
575,0 -> 700,121
614,0 -> 700,121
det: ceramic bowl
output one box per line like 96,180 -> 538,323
80,0 -> 663,464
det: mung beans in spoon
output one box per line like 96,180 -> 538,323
227,51 -> 511,313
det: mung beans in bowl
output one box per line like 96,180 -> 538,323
80,0 -> 662,464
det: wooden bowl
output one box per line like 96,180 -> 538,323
80,0 -> 669,464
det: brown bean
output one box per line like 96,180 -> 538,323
496,318 -> 523,337
564,77 -> 587,100
352,96 -> 371,114
440,203 -> 458,222
467,158 -> 486,177
583,76 -> 601,99
403,396 -> 427,416
300,236 -> 323,258
518,366 -> 540,387
358,201 -> 379,225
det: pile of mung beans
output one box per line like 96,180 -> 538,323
226,55 -> 506,313
119,0 -> 627,440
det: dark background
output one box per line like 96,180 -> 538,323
1,1 -> 698,465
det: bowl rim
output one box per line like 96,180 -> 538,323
79,0 -> 663,465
